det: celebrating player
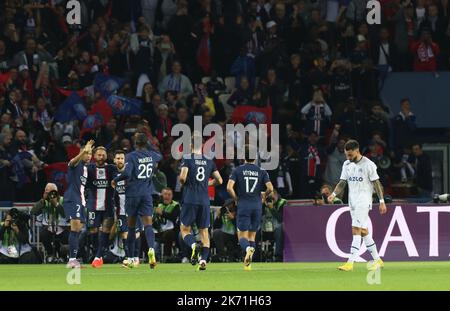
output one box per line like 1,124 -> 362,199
64,139 -> 94,269
178,134 -> 223,271
327,139 -> 387,271
227,144 -> 274,271
88,146 -> 117,268
112,133 -> 162,269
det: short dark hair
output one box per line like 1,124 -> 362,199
412,143 -> 423,149
135,132 -> 148,148
161,187 -> 173,193
400,98 -> 410,104
114,149 -> 126,157
344,139 -> 359,151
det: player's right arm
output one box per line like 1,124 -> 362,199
68,139 -> 94,168
179,166 -> 189,185
328,179 -> 347,203
227,169 -> 238,202
209,170 -> 223,186
226,179 -> 238,202
328,161 -> 349,203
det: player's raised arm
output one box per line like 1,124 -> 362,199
68,139 -> 94,167
328,179 -> 347,203
208,170 -> 223,186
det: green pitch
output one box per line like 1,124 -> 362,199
1,262 -> 450,291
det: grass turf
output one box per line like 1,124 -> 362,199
1,262 -> 449,291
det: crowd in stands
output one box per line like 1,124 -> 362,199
0,0 -> 443,264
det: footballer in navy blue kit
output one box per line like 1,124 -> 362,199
63,139 -> 94,269
112,133 -> 162,269
227,145 -> 274,270
87,146 -> 118,268
178,135 -> 223,271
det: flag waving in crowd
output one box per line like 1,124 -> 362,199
54,92 -> 88,123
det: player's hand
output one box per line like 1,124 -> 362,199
155,207 -> 163,215
111,180 -> 116,189
379,202 -> 387,215
327,194 -> 336,204
84,139 -> 95,153
226,212 -> 235,220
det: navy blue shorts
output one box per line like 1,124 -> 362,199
180,203 -> 210,229
125,195 -> 153,218
64,201 -> 86,223
87,207 -> 115,228
237,208 -> 262,232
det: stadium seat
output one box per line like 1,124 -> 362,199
224,77 -> 236,93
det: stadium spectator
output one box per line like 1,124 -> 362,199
300,89 -> 332,137
365,103 -> 390,145
31,183 -> 68,263
227,76 -> 253,107
158,61 -> 194,103
410,28 -> 440,72
392,98 -> 417,157
153,104 -> 173,141
284,54 -> 305,107
372,27 -> 398,90
230,47 -> 256,88
323,125 -> 347,187
299,131 -> 325,198
411,143 -> 433,198
329,59 -> 352,110
0,131 -> 14,201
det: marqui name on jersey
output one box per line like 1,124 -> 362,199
194,159 -> 207,165
243,170 -> 259,177
138,157 -> 153,163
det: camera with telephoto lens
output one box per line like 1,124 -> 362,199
221,199 -> 237,216
9,208 -> 30,227
47,190 -> 59,200
433,194 -> 450,203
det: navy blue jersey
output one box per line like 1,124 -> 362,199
86,164 -> 117,211
181,154 -> 217,205
64,161 -> 88,205
114,149 -> 162,198
114,172 -> 126,216
230,163 -> 270,207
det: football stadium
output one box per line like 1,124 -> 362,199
1,0 -> 450,294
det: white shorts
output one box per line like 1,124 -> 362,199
350,208 -> 370,229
